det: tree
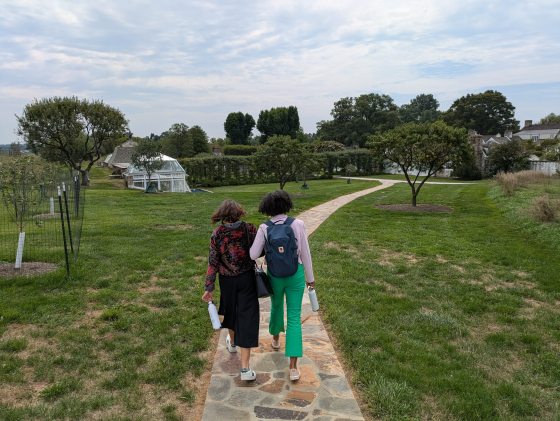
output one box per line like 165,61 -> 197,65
253,135 -> 306,189
256,106 -> 300,143
160,123 -> 193,158
443,90 -> 519,135
312,140 -> 345,152
17,97 -> 128,186
539,113 -> 560,125
189,125 -> 210,155
131,140 -> 164,192
317,93 -> 399,147
485,140 -> 530,176
399,94 -> 441,123
224,112 -> 256,144
368,121 -> 469,206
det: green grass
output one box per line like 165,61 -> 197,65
0,167 -> 377,420
311,179 -> 560,420
355,173 -> 474,183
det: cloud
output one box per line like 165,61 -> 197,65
0,0 -> 559,141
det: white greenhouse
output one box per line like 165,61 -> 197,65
124,154 -> 191,192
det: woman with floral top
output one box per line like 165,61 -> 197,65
202,199 -> 259,381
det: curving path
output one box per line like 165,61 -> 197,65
201,180 -> 398,421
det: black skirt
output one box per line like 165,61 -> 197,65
218,269 -> 259,348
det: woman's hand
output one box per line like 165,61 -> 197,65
202,291 -> 213,302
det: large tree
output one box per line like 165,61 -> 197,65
253,135 -> 305,189
399,94 -> 441,123
317,93 -> 399,147
224,112 -> 256,144
539,113 -> 560,125
17,97 -> 128,185
368,121 -> 469,206
256,106 -> 300,143
160,123 -> 193,158
443,90 -> 519,135
189,125 -> 210,155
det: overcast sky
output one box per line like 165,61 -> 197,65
1,0 -> 559,143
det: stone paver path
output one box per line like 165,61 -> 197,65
201,180 -> 397,421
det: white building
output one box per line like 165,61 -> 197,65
514,120 -> 560,142
124,154 -> 190,192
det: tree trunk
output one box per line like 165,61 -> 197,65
80,170 -> 89,186
412,191 -> 418,207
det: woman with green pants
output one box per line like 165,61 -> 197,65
250,190 -> 316,381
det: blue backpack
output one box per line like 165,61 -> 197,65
264,217 -> 299,277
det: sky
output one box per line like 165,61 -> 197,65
1,0 -> 560,143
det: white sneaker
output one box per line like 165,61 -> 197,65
289,368 -> 300,381
226,334 -> 237,353
240,369 -> 256,381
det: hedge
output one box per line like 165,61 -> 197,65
180,149 -> 381,187
222,145 -> 258,156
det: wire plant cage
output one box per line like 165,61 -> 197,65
0,154 -> 86,276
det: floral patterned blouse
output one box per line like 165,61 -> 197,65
205,221 -> 257,292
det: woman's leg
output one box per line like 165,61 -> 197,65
269,274 -> 286,337
240,347 -> 251,369
284,265 -> 305,358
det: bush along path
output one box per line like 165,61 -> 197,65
201,181 -> 397,421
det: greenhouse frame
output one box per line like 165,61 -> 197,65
124,154 -> 191,193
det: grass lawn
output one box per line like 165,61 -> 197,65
311,178 -> 560,420
0,167 -> 377,420
354,174 -> 473,183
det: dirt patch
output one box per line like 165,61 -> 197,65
0,262 -> 58,278
323,241 -> 360,256
376,249 -> 421,267
375,204 -> 453,213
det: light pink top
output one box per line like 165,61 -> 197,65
249,214 -> 315,284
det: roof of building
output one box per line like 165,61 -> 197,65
106,141 -> 138,166
517,123 -> 560,132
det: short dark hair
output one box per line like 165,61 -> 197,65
258,190 -> 293,216
211,199 -> 246,223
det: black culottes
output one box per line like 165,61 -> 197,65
218,270 -> 259,348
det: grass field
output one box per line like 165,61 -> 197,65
312,178 -> 560,420
1,167 -> 559,420
0,168 -> 377,420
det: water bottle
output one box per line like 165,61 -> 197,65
208,301 -> 221,330
308,287 -> 319,312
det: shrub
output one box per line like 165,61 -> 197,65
495,172 -> 519,196
530,195 -> 560,223
222,145 -> 257,156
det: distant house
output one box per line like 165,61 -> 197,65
468,130 -> 513,171
514,120 -> 560,142
104,140 -> 138,173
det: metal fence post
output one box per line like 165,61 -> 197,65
57,185 -> 70,275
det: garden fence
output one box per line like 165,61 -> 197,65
0,167 -> 85,275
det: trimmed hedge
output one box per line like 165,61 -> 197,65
181,149 -> 381,187
222,145 -> 258,156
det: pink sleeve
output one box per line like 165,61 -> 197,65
249,224 -> 266,260
295,219 -> 315,284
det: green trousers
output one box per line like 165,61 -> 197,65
269,264 -> 305,357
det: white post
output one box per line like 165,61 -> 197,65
14,232 -> 25,269
50,197 -> 55,214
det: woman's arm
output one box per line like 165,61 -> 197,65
204,234 -> 220,292
249,225 -> 266,260
296,219 -> 315,284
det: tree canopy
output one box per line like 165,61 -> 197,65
253,135 -> 306,189
160,123 -> 193,158
256,106 -> 300,143
368,121 -> 469,206
317,93 -> 399,147
17,97 -> 128,185
399,94 -> 441,123
224,112 -> 255,144
443,90 -> 519,135
131,140 -> 163,192
539,113 -> 560,125
484,140 -> 530,176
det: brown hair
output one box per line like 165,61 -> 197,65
258,190 -> 293,216
211,199 -> 246,224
